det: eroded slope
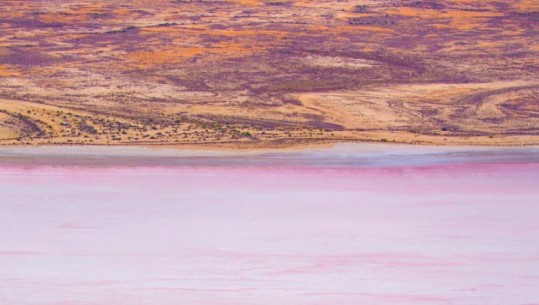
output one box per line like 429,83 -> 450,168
0,0 -> 537,146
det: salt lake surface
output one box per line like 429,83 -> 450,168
1,144 -> 538,305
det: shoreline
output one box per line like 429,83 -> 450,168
3,131 -> 539,151
2,136 -> 539,153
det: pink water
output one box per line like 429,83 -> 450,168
0,145 -> 538,305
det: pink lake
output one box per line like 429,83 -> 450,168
0,144 -> 538,305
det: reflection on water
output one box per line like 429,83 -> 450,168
0,143 -> 538,167
0,144 -> 538,305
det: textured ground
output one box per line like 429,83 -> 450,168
0,0 -> 538,146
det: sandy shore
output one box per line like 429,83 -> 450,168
3,133 -> 539,150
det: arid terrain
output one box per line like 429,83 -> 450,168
0,0 -> 538,147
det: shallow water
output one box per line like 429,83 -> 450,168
1,144 -> 538,305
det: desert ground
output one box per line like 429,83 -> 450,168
0,0 -> 537,147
